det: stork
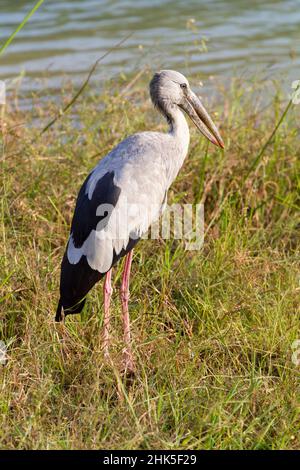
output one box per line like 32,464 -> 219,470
55,70 -> 224,374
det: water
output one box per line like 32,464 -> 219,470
0,0 -> 299,96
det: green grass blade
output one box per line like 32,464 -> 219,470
0,0 -> 45,57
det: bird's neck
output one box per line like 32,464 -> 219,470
169,106 -> 189,142
166,106 -> 190,183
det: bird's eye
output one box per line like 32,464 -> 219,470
180,83 -> 187,89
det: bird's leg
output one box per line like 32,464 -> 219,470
103,269 -> 113,359
120,250 -> 135,374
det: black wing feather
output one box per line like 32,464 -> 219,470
56,170 -> 139,320
71,171 -> 121,248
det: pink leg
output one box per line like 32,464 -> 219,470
103,269 -> 113,359
120,250 -> 135,373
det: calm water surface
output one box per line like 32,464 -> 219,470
0,0 -> 299,95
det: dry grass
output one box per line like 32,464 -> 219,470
0,72 -> 299,449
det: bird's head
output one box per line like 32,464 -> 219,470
150,70 -> 224,148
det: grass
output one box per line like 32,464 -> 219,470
0,72 -> 299,449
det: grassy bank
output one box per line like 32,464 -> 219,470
0,73 -> 299,449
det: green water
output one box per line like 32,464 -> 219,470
0,0 -> 299,94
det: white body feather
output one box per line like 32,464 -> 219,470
67,107 -> 190,273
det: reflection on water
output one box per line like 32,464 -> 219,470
0,0 -> 299,93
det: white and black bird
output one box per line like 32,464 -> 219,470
56,70 -> 224,373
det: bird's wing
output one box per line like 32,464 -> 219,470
67,132 -> 169,273
70,171 -> 121,249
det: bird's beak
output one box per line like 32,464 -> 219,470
180,91 -> 224,148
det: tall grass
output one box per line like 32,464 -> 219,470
0,73 -> 299,449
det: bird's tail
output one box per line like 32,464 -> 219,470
55,298 -> 63,322
55,295 -> 87,321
